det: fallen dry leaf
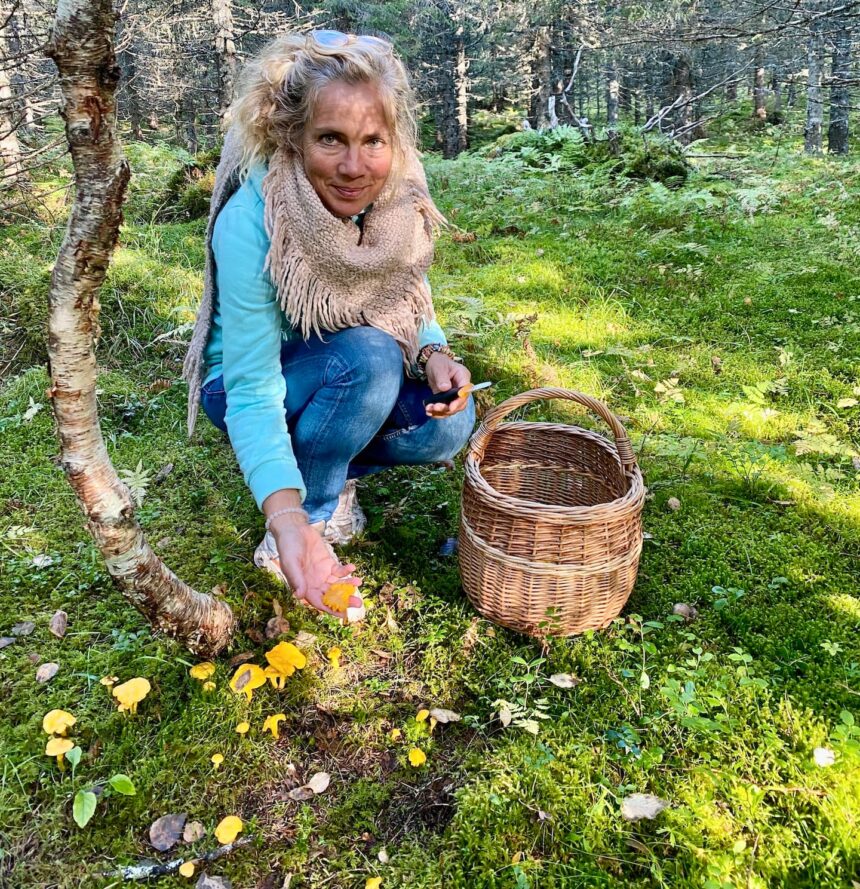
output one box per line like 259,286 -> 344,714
153,463 -> 174,484
429,708 -> 461,723
288,785 -> 315,802
306,772 -> 330,794
548,674 -> 581,689
620,794 -> 669,822
27,652 -> 41,664
227,651 -> 255,668
149,812 -> 187,851
0,637 -> 14,649
183,820 -> 206,843
195,875 -> 231,889
265,616 -> 290,639
36,662 -> 59,683
12,621 -> 35,636
292,631 -> 317,649
49,610 -> 68,639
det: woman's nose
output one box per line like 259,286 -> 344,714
338,146 -> 363,178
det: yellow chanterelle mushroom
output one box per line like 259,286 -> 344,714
112,677 -> 151,714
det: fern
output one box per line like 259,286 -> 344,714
118,460 -> 152,507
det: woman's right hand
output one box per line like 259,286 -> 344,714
271,516 -> 363,620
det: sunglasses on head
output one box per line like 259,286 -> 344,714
308,29 -> 388,49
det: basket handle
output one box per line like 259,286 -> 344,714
469,387 -> 638,473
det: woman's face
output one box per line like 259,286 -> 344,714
302,80 -> 394,218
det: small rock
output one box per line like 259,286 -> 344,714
672,603 -> 698,622
666,497 -> 681,512
49,610 -> 68,639
36,662 -> 59,683
11,621 -> 35,636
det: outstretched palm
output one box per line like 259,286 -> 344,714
274,523 -> 363,619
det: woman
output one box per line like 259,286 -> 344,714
182,31 -> 475,622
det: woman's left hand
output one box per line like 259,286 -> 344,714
425,352 -> 472,418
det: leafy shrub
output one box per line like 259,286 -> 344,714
478,124 -> 689,184
156,145 -> 221,222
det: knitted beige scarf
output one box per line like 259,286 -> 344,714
264,146 -> 445,349
182,134 -> 445,436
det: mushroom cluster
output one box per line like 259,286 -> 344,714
42,709 -> 77,767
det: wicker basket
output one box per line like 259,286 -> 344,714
459,388 -> 646,637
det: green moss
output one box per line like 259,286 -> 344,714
1,136 -> 859,887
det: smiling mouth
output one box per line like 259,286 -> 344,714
333,185 -> 365,198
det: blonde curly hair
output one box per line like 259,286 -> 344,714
229,31 -> 419,181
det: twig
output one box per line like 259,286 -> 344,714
99,836 -> 253,881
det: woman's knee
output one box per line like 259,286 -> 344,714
327,327 -> 402,395
429,397 -> 476,461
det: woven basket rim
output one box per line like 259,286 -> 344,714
465,420 -> 646,521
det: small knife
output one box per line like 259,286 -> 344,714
424,380 -> 492,406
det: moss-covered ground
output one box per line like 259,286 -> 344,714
1,125 -> 859,888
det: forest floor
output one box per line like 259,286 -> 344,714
1,124 -> 859,889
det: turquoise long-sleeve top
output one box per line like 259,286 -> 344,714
202,166 -> 448,510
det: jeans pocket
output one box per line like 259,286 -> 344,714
201,377 -> 226,397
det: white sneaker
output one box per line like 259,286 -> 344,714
252,523 -> 366,623
323,480 -> 367,545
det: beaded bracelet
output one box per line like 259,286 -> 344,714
264,507 -> 308,532
414,343 -> 461,380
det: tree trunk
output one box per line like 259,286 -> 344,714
0,0 -> 25,188
212,0 -> 236,121
805,15 -> 824,153
455,21 -> 468,153
772,67 -> 783,124
438,24 -> 459,158
828,17 -> 851,154
46,0 -> 235,657
753,42 -> 767,123
605,58 -> 619,129
529,26 -> 551,129
670,53 -> 694,142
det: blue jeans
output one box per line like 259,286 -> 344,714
200,326 -> 476,525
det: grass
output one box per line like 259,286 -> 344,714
1,125 -> 859,888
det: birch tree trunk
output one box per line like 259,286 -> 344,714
46,0 -> 235,657
753,42 -> 767,123
827,16 -> 851,154
212,0 -> 236,121
0,0 -> 25,187
805,14 -> 824,154
455,19 -> 468,154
